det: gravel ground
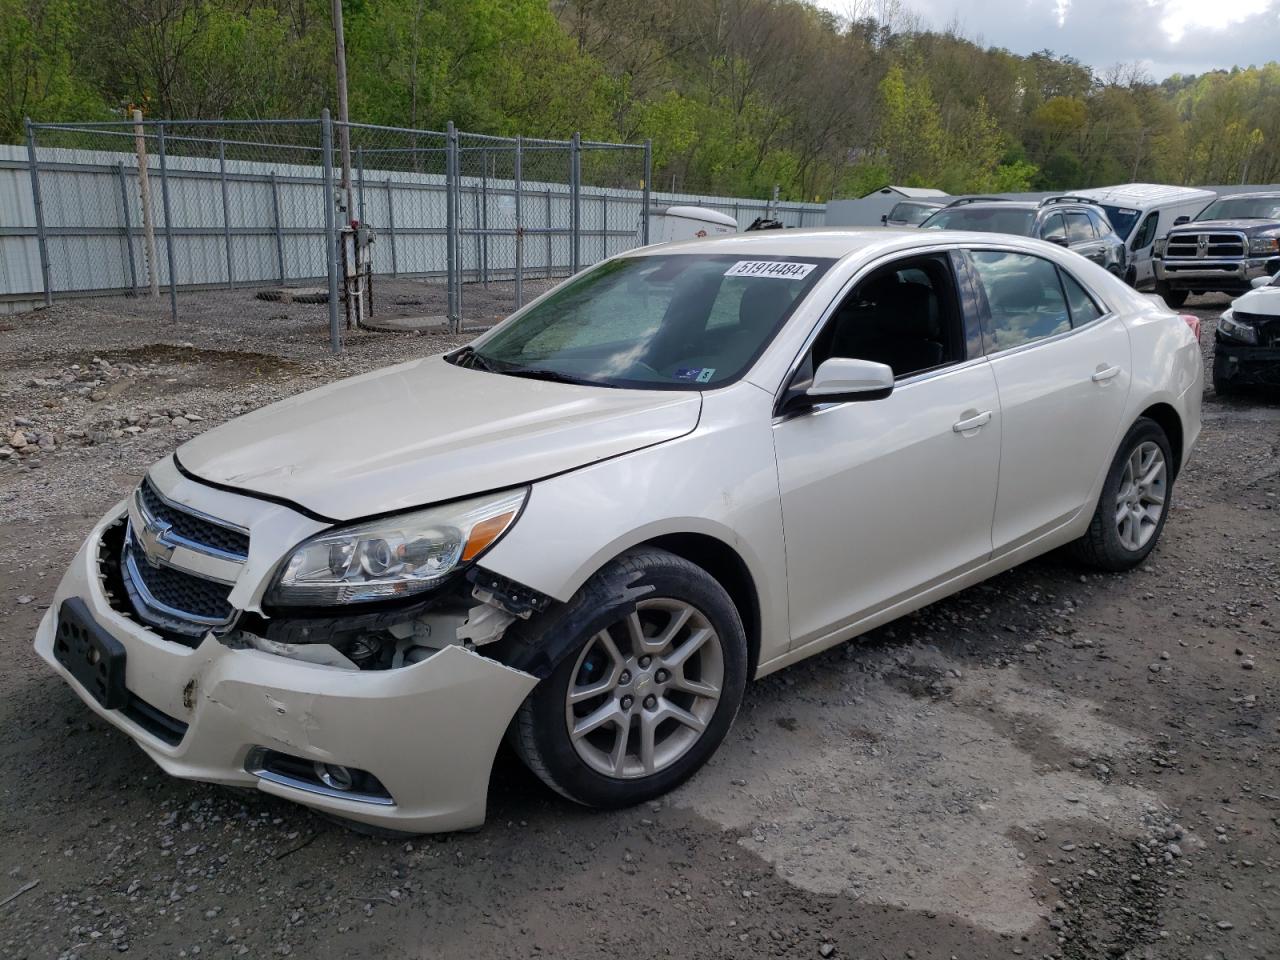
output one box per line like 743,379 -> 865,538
0,292 -> 1276,960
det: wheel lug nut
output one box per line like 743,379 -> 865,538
643,695 -> 657,709
621,695 -> 634,710
619,670 -> 631,684
655,669 -> 669,683
638,656 -> 651,668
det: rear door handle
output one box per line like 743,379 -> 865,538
1092,364 -> 1121,382
952,410 -> 993,433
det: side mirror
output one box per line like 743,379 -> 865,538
1046,235 -> 1070,247
1173,215 -> 1190,226
1252,275 -> 1273,289
880,214 -> 888,225
805,357 -> 894,404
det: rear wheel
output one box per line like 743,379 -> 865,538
510,548 -> 747,808
1156,283 -> 1188,308
1070,417 -> 1173,572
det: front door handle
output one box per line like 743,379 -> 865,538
952,410 -> 993,434
1092,364 -> 1122,382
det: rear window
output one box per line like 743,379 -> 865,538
921,207 -> 1036,236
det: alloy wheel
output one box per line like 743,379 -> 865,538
1115,440 -> 1167,551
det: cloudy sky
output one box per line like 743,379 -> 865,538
813,0 -> 1280,78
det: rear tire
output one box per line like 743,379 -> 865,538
1156,283 -> 1188,308
1070,417 -> 1174,572
509,547 -> 748,809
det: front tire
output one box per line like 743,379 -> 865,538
1070,417 -> 1174,572
1156,282 -> 1188,308
510,548 -> 747,809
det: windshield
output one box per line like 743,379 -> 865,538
1196,196 -> 1280,221
921,206 -> 1036,236
1099,204 -> 1141,241
461,254 -> 833,389
889,202 -> 938,225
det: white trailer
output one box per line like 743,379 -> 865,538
645,205 -> 739,244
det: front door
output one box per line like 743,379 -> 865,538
772,253 -> 1001,647
966,249 -> 1133,552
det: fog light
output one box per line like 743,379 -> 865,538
314,762 -> 354,792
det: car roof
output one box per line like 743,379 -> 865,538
1075,183 -> 1217,206
621,227 -> 1067,261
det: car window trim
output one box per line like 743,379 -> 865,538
959,247 -> 1119,360
769,243 -> 974,416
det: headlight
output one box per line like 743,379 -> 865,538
267,488 -> 527,606
1217,309 -> 1258,345
1250,234 -> 1280,255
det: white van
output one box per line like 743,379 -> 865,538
1074,184 -> 1216,289
645,205 -> 739,244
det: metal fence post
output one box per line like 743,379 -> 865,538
321,110 -> 341,353
480,152 -> 489,286
601,192 -> 608,262
545,187 -> 552,279
23,119 -> 53,306
642,139 -> 652,245
384,179 -> 398,277
218,141 -> 234,289
357,145 -> 366,224
155,122 -> 179,323
446,121 -> 459,331
116,161 -> 139,295
514,136 -> 523,309
570,132 -> 581,274
270,171 -> 286,284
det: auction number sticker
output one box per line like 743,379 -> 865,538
724,260 -> 817,280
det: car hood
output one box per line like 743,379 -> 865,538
176,356 -> 702,521
1232,286 -> 1280,317
1178,219 -> 1280,232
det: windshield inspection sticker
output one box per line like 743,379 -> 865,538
724,260 -> 817,280
675,367 -> 717,383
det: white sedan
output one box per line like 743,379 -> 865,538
36,229 -> 1202,832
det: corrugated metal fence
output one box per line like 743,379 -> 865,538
4,114 -> 825,350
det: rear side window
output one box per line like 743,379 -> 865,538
1060,270 -> 1103,326
969,251 -> 1071,351
1066,213 -> 1095,243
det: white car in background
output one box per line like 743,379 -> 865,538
36,229 -> 1202,833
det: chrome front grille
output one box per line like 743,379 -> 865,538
1164,231 -> 1246,260
120,477 -> 249,636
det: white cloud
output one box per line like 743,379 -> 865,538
1150,0 -> 1274,42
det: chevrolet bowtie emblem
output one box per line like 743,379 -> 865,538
136,514 -> 176,566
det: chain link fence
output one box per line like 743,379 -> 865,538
9,114 -> 824,350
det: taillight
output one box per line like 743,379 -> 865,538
1180,314 -> 1201,340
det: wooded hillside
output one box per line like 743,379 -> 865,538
4,0 -> 1277,200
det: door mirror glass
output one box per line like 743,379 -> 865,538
806,357 -> 895,402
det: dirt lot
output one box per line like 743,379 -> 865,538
0,287 -> 1276,960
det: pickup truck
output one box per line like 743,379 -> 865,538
1154,192 -> 1280,307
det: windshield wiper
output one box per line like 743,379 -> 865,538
498,367 -> 600,386
451,345 -> 499,373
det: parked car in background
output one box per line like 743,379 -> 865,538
36,229 -> 1200,834
881,198 -> 946,226
1214,272 -> 1280,394
920,197 -> 1128,278
1074,184 -> 1217,289
1154,192 -> 1280,307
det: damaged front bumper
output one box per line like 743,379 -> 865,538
1214,338 -> 1280,388
35,505 -> 537,833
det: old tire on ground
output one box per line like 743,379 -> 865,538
1070,417 -> 1174,572
1155,283 -> 1188,308
509,547 -> 747,809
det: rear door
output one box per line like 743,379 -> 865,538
966,249 -> 1132,553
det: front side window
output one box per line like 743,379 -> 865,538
921,206 -> 1037,236
1066,213 -> 1095,243
810,255 -> 965,380
969,251 -> 1071,351
1132,212 -> 1159,250
463,254 -> 832,389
